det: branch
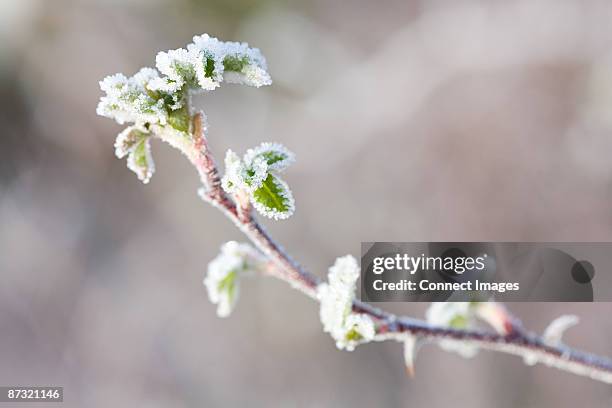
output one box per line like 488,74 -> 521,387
161,112 -> 612,385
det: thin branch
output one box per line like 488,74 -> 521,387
162,111 -> 612,385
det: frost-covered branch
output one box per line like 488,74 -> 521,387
97,33 -> 612,385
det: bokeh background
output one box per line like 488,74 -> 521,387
2,0 -> 612,406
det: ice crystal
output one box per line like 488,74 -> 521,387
204,241 -> 265,318
318,255 -> 375,351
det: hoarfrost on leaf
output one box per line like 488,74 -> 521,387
221,150 -> 247,194
221,143 -> 296,220
318,255 -> 375,351
126,137 -> 155,184
244,142 -> 295,173
341,314 -> 375,351
114,125 -> 149,159
204,241 -> 266,318
151,47 -> 223,93
97,69 -> 168,126
96,33 -> 273,182
148,33 -> 271,97
113,126 -> 156,183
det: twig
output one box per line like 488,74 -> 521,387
161,112 -> 612,385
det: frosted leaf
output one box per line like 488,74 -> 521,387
131,67 -> 160,88
244,142 -> 295,173
223,64 -> 272,88
250,174 -> 295,220
221,143 -> 296,220
221,150 -> 244,194
191,34 -> 272,88
318,255 -> 374,351
151,47 -> 223,93
328,255 -> 360,287
318,283 -> 351,339
113,125 -> 159,183
97,68 -> 168,126
222,150 -> 268,193
147,34 -> 271,98
114,125 -> 149,159
543,315 -> 579,346
339,314 -> 375,351
426,302 -> 479,358
98,33 -> 272,133
190,34 -> 225,54
245,157 -> 269,191
126,137 -> 155,184
203,241 -> 265,318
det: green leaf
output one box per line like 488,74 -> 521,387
251,174 -> 295,220
167,104 -> 190,133
114,126 -> 148,159
127,137 -> 155,184
218,270 -> 237,305
204,56 -> 216,78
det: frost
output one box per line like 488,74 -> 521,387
97,69 -> 168,126
221,150 -> 246,194
148,33 -> 271,98
191,34 -> 272,87
426,302 -> 479,358
113,126 -> 156,183
126,137 -> 155,184
318,255 -> 375,351
204,241 -> 265,318
223,64 -> 272,88
403,335 -> 421,377
96,34 -> 273,182
221,143 -> 295,220
523,352 -> 539,366
97,33 -> 272,127
114,125 -> 149,159
244,142 -> 295,173
221,150 -> 268,193
151,47 -> 223,93
97,34 -> 273,182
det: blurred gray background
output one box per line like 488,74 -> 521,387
1,0 -> 612,406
